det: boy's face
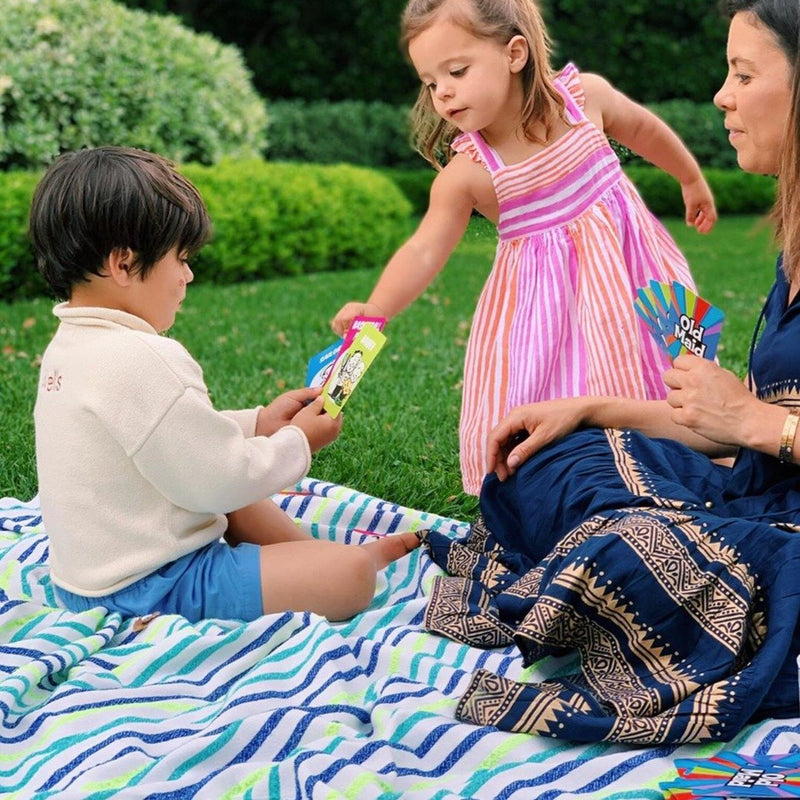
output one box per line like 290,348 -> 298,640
129,247 -> 194,333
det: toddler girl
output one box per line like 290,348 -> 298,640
332,0 -> 717,494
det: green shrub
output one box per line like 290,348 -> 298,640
266,100 -> 425,169
0,160 -> 412,302
378,168 -> 435,216
265,97 -> 735,178
625,165 -> 775,217
0,0 -> 267,170
183,161 -> 413,283
614,101 -> 735,171
0,171 -> 44,300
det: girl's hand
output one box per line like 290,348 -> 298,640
486,398 -> 588,481
290,396 -> 343,453
663,354 -> 759,446
681,175 -> 718,234
256,387 -> 320,437
331,301 -> 385,337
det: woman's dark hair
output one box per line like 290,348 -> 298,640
28,146 -> 211,299
724,0 -> 800,274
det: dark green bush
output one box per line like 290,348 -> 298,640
0,172 -> 44,300
625,166 -> 775,217
266,98 -> 734,177
614,101 -> 735,171
0,0 -> 267,170
1,160 -> 412,302
378,168 -> 435,216
266,100 -> 425,169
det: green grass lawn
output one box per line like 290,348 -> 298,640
0,214 -> 779,519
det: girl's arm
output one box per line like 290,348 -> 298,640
580,72 -> 717,234
331,154 -> 479,335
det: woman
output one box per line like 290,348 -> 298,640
420,0 -> 800,745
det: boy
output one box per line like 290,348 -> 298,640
30,146 -> 418,623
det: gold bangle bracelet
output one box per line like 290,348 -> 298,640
778,408 -> 800,464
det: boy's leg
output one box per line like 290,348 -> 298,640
225,498 -> 312,546
258,531 -> 420,621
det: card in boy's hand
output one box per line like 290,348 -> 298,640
306,338 -> 345,388
306,315 -> 387,390
634,281 -> 724,362
322,323 -> 386,418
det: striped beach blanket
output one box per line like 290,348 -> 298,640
1,479 -> 797,798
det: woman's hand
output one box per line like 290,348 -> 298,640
663,354 -> 762,447
486,398 -> 589,481
256,387 -> 320,437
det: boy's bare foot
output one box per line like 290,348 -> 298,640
364,530 -> 421,570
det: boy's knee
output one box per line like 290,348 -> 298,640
334,547 -> 377,620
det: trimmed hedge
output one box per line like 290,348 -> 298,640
0,160 -> 412,302
265,99 -> 735,174
266,100 -> 425,170
615,101 -> 736,171
625,166 -> 776,218
0,160 -> 775,303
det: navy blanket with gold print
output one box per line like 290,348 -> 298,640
421,424 -> 800,745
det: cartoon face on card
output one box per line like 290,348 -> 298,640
306,338 -> 345,388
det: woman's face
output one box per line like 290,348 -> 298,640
714,11 -> 793,175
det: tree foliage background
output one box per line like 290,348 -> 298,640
118,0 -> 730,104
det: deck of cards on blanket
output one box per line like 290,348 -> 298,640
306,316 -> 387,418
634,280 -> 725,361
661,751 -> 800,798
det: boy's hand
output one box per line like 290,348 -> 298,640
256,387 -> 320,437
290,396 -> 343,452
331,301 -> 385,337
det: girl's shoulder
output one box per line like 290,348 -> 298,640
450,132 -> 498,173
555,62 -> 585,110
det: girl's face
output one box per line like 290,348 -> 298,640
714,11 -> 793,175
408,16 -> 526,139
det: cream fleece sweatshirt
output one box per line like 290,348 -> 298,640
35,304 -> 311,595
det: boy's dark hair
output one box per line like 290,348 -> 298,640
28,146 -> 211,299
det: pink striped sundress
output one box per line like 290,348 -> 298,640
457,62 -> 697,494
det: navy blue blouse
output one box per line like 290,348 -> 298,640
726,256 -> 800,504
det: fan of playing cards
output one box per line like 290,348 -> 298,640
634,280 -> 725,362
660,751 -> 800,798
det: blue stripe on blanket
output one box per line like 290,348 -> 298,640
0,480 -> 797,798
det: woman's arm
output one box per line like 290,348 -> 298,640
486,393 -> 731,481
487,355 -> 788,481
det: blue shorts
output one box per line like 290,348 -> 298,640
54,540 -> 263,623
